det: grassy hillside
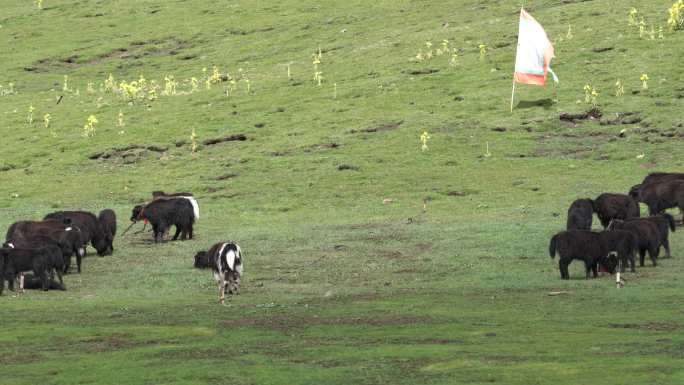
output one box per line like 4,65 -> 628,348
1,0 -> 683,384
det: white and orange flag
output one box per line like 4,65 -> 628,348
513,9 -> 558,86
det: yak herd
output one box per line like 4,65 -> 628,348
550,172 -> 684,279
2,172 -> 681,300
0,191 -> 243,304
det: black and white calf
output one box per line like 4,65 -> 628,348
196,242 -> 243,304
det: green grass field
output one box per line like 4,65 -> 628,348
1,0 -> 684,383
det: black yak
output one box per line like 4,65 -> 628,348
548,230 -> 627,280
44,211 -> 110,256
6,219 -> 86,273
625,214 -> 676,258
608,219 -> 661,267
131,198 -> 195,243
593,193 -> 640,229
636,180 -> 684,222
566,199 -> 594,230
98,209 -> 117,254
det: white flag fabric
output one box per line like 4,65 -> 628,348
514,9 -> 558,86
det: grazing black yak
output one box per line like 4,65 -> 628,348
548,230 -> 624,280
6,219 -> 86,273
641,172 -> 684,186
566,199 -> 594,230
625,214 -> 676,258
98,209 -> 117,254
193,251 -> 212,269
44,211 -> 110,256
152,191 -> 200,220
22,273 -> 66,291
0,245 -> 60,293
198,242 -> 243,304
608,219 -> 661,267
601,230 -> 638,273
6,235 -> 66,287
593,193 -> 640,229
131,198 -> 195,243
636,180 -> 684,222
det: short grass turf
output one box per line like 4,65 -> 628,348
1,0 -> 684,384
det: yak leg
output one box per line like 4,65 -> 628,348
663,237 -> 671,258
218,275 -> 226,304
649,246 -> 659,267
639,249 -> 646,267
559,259 -> 570,280
172,225 -> 182,240
19,273 -> 25,293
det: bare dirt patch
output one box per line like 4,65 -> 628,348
405,68 -> 440,75
27,38 -> 193,72
559,108 -> 602,126
89,145 -> 168,164
349,121 -> 403,134
607,322 -> 681,332
600,112 -> 642,126
202,134 -> 247,146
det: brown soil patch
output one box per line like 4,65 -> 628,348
600,112 -> 642,126
405,68 -> 440,75
608,322 -> 681,332
215,173 -> 238,181
349,121 -> 403,134
303,142 -> 341,153
222,315 -> 431,333
89,145 -> 168,163
27,38 -> 193,72
0,353 -> 43,365
559,108 -> 602,126
202,134 -> 247,146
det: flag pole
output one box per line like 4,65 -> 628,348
510,5 -> 523,113
510,79 -> 516,113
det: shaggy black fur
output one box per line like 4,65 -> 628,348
98,209 -> 117,254
642,172 -> 684,185
193,251 -> 212,269
548,230 -> 619,280
549,231 -> 608,279
608,219 -> 661,267
593,193 -> 640,229
6,219 -> 86,273
636,180 -> 684,222
6,235 -> 66,286
625,214 -> 676,258
0,245 -> 60,293
600,230 -> 638,273
131,198 -> 195,243
566,198 -> 594,230
22,273 -> 66,291
44,211 -> 110,256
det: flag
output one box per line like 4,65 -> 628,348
513,9 -> 558,86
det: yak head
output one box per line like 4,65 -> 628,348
130,205 -> 145,222
600,252 -> 619,274
193,251 -> 211,269
628,184 -> 643,201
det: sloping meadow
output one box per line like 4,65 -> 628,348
0,0 -> 683,384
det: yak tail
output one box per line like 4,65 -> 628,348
549,235 -> 558,259
663,213 -> 676,232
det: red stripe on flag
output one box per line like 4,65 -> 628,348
514,72 -> 547,86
